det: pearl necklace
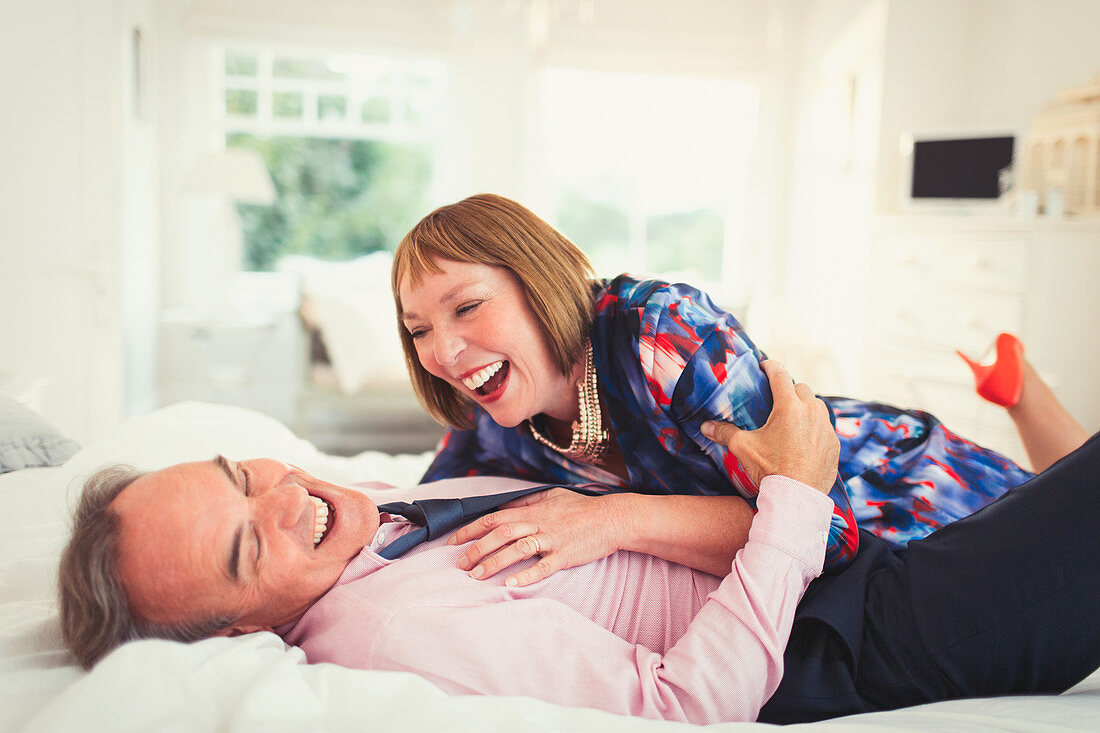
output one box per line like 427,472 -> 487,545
527,342 -> 609,463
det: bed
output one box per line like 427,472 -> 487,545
3,400 -> 1099,732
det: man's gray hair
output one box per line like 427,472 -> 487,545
57,464 -> 239,669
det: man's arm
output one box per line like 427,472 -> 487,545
329,478 -> 833,724
613,360 -> 841,572
301,363 -> 843,723
701,360 -> 840,495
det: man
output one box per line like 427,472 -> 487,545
58,362 -> 1100,724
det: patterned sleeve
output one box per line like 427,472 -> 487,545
635,281 -> 858,570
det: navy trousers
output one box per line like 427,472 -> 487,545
758,431 -> 1100,723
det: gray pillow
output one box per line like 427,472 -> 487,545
0,394 -> 80,474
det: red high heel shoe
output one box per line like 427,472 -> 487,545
956,333 -> 1024,407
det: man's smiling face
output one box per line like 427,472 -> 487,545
111,457 -> 379,634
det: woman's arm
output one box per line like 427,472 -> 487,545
643,284 -> 858,570
452,360 -> 839,586
452,490 -> 753,585
621,361 -> 841,576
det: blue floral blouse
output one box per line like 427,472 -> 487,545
422,275 -> 1034,571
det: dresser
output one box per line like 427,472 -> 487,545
864,216 -> 1100,467
159,307 -> 307,429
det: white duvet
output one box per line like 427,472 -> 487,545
2,402 -> 1098,732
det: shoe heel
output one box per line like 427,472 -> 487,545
956,333 -> 1023,408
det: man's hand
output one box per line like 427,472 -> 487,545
701,360 -> 840,493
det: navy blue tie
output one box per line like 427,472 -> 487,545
376,483 -> 606,559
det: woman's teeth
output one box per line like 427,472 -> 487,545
310,495 -> 330,546
463,361 -> 504,391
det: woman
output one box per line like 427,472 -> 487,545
392,194 -> 1084,584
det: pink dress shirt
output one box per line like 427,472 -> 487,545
280,475 -> 833,724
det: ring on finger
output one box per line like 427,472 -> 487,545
529,535 -> 541,555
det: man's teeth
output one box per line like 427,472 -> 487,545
310,495 -> 330,546
462,361 -> 504,391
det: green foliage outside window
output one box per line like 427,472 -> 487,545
226,89 -> 258,115
229,134 -> 434,271
361,97 -> 391,123
272,57 -> 349,80
647,209 -> 723,274
272,92 -> 304,118
225,52 -> 258,76
318,95 -> 347,120
554,191 -> 629,264
555,190 -> 723,277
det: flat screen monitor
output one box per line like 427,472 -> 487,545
908,135 -> 1015,201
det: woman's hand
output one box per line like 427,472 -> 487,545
701,359 -> 840,494
448,489 -> 631,587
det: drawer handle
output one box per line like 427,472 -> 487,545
895,309 -> 919,324
964,252 -> 992,270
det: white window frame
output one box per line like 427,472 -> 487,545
216,45 -> 448,144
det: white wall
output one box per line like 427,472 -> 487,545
122,0 -> 161,418
0,0 -> 159,442
874,0 -> 1100,215
773,0 -> 1100,396
968,0 -> 1100,124
872,0 -> 978,215
768,0 -> 885,393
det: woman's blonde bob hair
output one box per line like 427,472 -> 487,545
392,193 -> 596,430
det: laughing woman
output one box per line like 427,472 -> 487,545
391,194 -> 1085,585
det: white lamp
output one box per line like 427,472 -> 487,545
184,148 -> 277,204
183,148 -> 277,311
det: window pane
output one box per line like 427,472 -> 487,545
273,92 -> 304,118
225,52 -> 258,76
360,97 -> 390,123
226,89 -> 258,115
539,68 -> 758,283
646,208 -> 723,275
221,49 -> 447,137
318,95 -> 347,120
403,99 -> 423,126
554,191 -> 629,275
218,49 -> 446,272
227,134 -> 434,270
273,56 -> 348,80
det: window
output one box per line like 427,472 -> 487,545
537,68 -> 759,291
219,48 -> 447,270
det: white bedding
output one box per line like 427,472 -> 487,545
280,252 -> 410,394
2,402 -> 1098,732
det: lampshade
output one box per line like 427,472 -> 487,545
183,148 -> 277,205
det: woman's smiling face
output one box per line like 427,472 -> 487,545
398,259 -> 580,428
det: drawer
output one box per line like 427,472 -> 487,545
941,238 -> 1027,293
870,287 -> 1023,354
862,346 -> 1028,465
160,317 -> 306,384
865,347 -> 971,405
873,233 -> 1027,293
873,236 -> 946,287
